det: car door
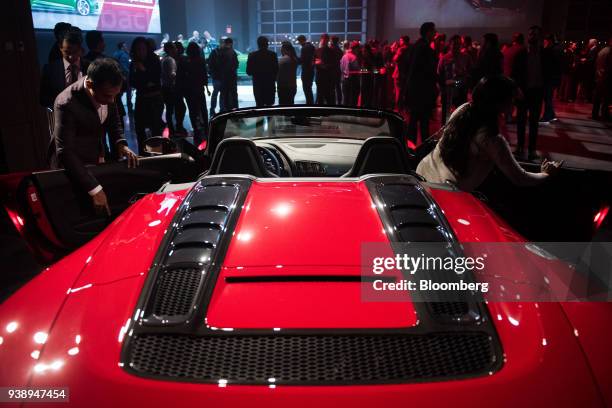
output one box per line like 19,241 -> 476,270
12,153 -> 200,263
478,162 -> 612,242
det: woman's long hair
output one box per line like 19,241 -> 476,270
280,41 -> 298,62
438,75 -> 515,177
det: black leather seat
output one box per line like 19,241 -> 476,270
343,137 -> 414,177
208,137 -> 277,177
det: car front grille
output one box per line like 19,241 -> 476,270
127,332 -> 497,385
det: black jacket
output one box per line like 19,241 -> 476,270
402,38 -> 438,109
246,49 -> 279,83
49,79 -> 127,193
40,58 -> 89,109
299,42 -> 315,74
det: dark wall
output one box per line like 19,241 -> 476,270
372,0 -> 546,43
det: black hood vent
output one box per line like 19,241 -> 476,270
142,178 -> 251,323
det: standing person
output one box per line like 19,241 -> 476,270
297,35 -> 315,104
246,36 -> 278,107
437,34 -> 471,124
85,30 -> 105,61
40,28 -> 89,109
161,42 -> 178,136
472,33 -> 503,84
208,42 -> 222,117
218,37 -> 239,112
541,34 -> 562,122
393,35 -> 410,111
503,33 -> 526,78
277,41 -> 299,105
48,22 -> 72,63
402,22 -> 438,145
188,30 -> 202,46
592,37 -> 612,121
513,25 -> 546,161
113,42 -> 132,113
173,41 -> 188,134
580,39 -> 599,102
129,37 -> 163,154
330,36 -> 344,105
49,58 -> 138,216
314,34 -> 335,105
340,41 -> 361,106
559,41 -> 578,102
177,42 -> 210,146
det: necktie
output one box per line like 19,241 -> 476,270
66,64 -> 79,86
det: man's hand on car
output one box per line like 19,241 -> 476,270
92,189 -> 111,217
118,145 -> 139,168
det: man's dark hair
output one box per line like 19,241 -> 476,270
529,25 -> 542,34
331,35 -> 340,45
53,22 -> 72,42
257,36 -> 269,49
85,30 -> 104,50
223,37 -> 233,45
117,41 -> 125,50
400,35 -> 410,45
63,28 -> 83,46
419,22 -> 435,38
186,42 -> 201,58
297,35 -> 306,43
86,58 -> 124,88
320,33 -> 330,42
512,32 -> 524,45
163,41 -> 175,54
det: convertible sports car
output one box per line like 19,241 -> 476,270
0,107 -> 611,407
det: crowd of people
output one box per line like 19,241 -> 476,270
38,20 -> 610,211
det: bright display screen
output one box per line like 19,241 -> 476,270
31,0 -> 161,33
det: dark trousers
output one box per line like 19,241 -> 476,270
302,70 -> 314,105
220,80 -> 238,112
184,90 -> 208,146
592,87 -> 610,120
334,74 -> 342,105
516,87 -> 544,154
253,78 -> 276,107
316,73 -> 335,105
407,105 -> 432,144
174,91 -> 187,132
134,93 -> 164,155
278,85 -> 296,105
542,83 -> 557,121
210,79 -> 221,114
162,87 -> 177,134
342,77 -> 359,107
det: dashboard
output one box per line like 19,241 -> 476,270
254,138 -> 365,177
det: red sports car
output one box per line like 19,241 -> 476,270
0,107 -> 611,407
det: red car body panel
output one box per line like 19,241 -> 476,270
208,180 -> 417,329
0,180 -> 608,407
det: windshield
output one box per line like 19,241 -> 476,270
220,114 -> 393,141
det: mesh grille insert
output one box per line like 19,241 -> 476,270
128,333 -> 496,384
430,302 -> 470,317
151,268 -> 202,317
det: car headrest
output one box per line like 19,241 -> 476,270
343,137 -> 413,177
208,137 -> 276,177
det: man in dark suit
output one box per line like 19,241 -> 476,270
297,35 -> 315,104
314,34 -> 335,105
85,30 -> 106,61
48,22 -> 72,63
50,58 -> 138,216
40,28 -> 89,109
246,36 -> 278,107
402,22 -> 438,144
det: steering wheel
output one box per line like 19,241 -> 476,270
257,146 -> 282,176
